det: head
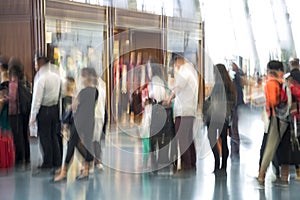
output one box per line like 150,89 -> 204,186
231,62 -> 239,72
289,58 -> 299,70
35,56 -> 50,72
65,76 -> 76,95
213,63 -> 237,101
80,67 -> 98,87
8,57 -> 24,81
151,63 -> 163,79
267,60 -> 284,78
0,55 -> 9,73
174,54 -> 185,69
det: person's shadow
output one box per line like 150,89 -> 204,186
213,176 -> 229,200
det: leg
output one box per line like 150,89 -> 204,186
37,108 -> 53,168
211,145 -> 220,171
176,117 -> 195,170
259,117 -> 288,182
207,122 -> 221,172
9,115 -> 25,164
93,140 -> 102,164
22,115 -> 30,163
50,107 -> 62,168
53,122 -> 79,182
190,141 -> 196,169
221,123 -> 229,170
230,106 -> 240,156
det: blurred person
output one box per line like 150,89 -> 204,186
230,62 -> 245,159
147,64 -> 175,172
0,55 -> 12,139
53,68 -> 98,182
7,57 -> 31,167
168,54 -> 198,175
30,56 -> 61,169
280,58 -> 300,181
203,64 -> 236,176
92,73 -> 106,170
257,61 -> 289,186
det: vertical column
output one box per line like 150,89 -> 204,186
106,5 -> 115,124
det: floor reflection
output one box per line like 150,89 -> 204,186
1,105 -> 300,199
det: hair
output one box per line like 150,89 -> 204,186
81,67 -> 98,86
65,76 -> 75,94
231,62 -> 239,72
289,58 -> 299,68
36,56 -> 50,67
8,57 -> 24,81
213,64 -> 237,104
151,63 -> 163,79
0,55 -> 9,71
267,60 -> 284,72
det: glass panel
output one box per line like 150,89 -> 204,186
45,18 -> 105,80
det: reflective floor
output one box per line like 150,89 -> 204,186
1,105 -> 300,200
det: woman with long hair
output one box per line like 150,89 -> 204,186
7,57 -> 31,167
203,64 -> 236,176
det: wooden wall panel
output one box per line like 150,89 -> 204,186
0,0 -> 31,15
0,21 -> 33,81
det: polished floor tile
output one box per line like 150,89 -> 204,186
1,105 -> 300,200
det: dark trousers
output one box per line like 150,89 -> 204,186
208,121 -> 229,171
230,106 -> 240,155
65,121 -> 94,165
9,115 -> 25,163
22,114 -> 30,163
37,105 -> 61,168
94,141 -> 102,162
175,116 -> 196,170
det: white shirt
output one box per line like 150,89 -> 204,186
93,78 -> 106,142
148,76 -> 168,102
30,63 -> 61,122
173,62 -> 198,117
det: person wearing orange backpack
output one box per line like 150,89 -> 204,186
257,60 -> 290,187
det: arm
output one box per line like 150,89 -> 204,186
29,78 -> 45,124
265,80 -> 280,107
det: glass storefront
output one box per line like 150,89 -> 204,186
44,0 -> 204,124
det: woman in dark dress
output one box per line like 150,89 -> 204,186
53,68 -> 98,182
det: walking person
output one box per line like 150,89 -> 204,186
52,68 -> 99,182
230,62 -> 245,159
203,64 -> 236,176
7,57 -> 31,168
147,64 -> 175,173
29,56 -> 61,169
280,58 -> 300,181
92,75 -> 106,170
257,60 -> 289,186
168,54 -> 198,175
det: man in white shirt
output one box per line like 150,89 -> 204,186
30,56 -> 61,169
169,54 -> 198,174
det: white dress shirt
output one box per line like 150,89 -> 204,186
148,76 -> 168,102
30,63 -> 61,122
173,62 -> 198,117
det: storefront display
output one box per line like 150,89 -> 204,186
43,0 -> 203,124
